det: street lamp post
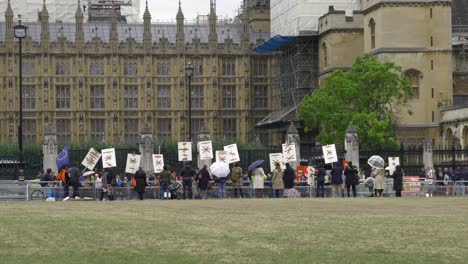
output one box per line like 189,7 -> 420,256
14,16 -> 27,181
185,63 -> 194,142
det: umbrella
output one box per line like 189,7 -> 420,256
367,155 -> 385,169
248,160 -> 265,172
210,162 -> 230,178
82,171 -> 95,177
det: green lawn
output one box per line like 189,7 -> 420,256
0,198 -> 467,264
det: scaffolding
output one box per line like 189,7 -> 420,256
256,35 -> 318,129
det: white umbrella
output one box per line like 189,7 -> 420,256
82,171 -> 95,177
210,162 -> 230,178
367,155 -> 385,169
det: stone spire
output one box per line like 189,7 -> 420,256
143,0 -> 152,51
241,0 -> 250,51
75,0 -> 84,49
5,0 -> 14,45
209,0 -> 218,48
40,0 -> 50,45
176,0 -> 185,51
109,4 -> 118,50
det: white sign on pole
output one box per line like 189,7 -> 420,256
81,148 -> 102,171
198,140 -> 213,160
125,153 -> 141,174
388,157 -> 400,175
269,153 -> 286,172
322,144 -> 338,164
101,148 -> 117,168
153,154 -> 164,173
282,143 -> 297,162
223,144 -> 240,164
216,151 -> 229,164
178,142 -> 192,161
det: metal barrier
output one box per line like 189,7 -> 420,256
0,179 -> 466,201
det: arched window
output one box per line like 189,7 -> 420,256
404,69 -> 421,100
369,18 -> 376,49
322,42 -> 328,68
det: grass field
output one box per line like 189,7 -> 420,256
0,198 -> 467,264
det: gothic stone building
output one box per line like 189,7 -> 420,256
0,0 -> 275,146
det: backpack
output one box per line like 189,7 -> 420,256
231,167 -> 241,183
56,169 -> 68,184
131,177 -> 136,188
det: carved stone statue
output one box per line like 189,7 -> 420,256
345,122 -> 360,169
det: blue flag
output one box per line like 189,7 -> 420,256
56,145 -> 70,170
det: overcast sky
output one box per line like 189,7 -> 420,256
140,0 -> 242,21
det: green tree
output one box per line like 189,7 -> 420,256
298,55 -> 412,150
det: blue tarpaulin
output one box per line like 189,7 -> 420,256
253,35 -> 297,53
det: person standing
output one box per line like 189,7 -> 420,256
252,166 -> 265,198
95,173 -> 104,200
56,165 -> 70,199
330,164 -> 343,198
390,165 -> 404,197
283,163 -> 295,189
215,174 -> 227,199
271,163 -> 284,198
372,167 -> 386,197
159,166 -> 172,199
197,165 -> 211,199
316,165 -> 326,197
134,167 -> 147,200
180,163 -> 195,200
231,163 -> 244,198
69,162 -> 81,199
105,168 -> 116,201
344,162 -> 359,197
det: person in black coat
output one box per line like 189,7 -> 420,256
105,168 -> 116,201
197,165 -> 211,199
330,164 -> 343,197
391,165 -> 404,197
134,167 -> 147,200
283,163 -> 295,189
180,163 -> 195,199
69,162 -> 81,198
344,162 -> 358,197
316,165 -> 326,197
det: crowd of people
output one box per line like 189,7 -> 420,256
34,160 -> 468,200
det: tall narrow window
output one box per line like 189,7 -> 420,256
56,85 -> 71,109
222,118 -> 237,140
23,119 -> 36,144
191,60 -> 203,76
22,60 -> 35,76
22,85 -> 36,109
124,62 -> 138,75
432,88 -> 434,99
432,111 -> 435,122
157,85 -> 172,109
222,59 -> 236,76
89,59 -> 104,75
55,58 -> 70,75
431,60 -> 434,70
405,69 -> 421,100
251,58 -> 267,76
190,118 -> 204,141
191,85 -> 204,109
124,85 -> 138,109
157,118 -> 172,141
90,119 -> 105,142
90,85 -> 105,109
56,119 -> 71,144
124,119 -> 139,144
430,8 -> 433,18
253,85 -> 268,109
157,62 -> 171,75
430,36 -> 433,47
322,42 -> 328,67
369,18 -> 376,49
222,85 -> 236,109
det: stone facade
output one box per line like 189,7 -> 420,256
0,0 -> 275,145
317,0 -> 458,147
